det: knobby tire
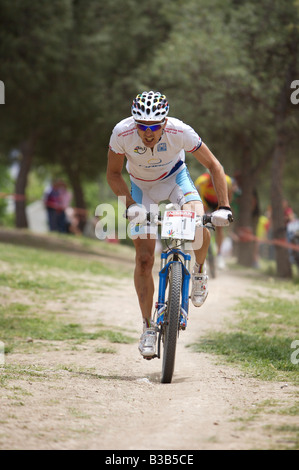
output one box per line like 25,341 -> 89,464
161,261 -> 182,384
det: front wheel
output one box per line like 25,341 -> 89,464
161,261 -> 182,384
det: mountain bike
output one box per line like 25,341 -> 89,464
149,206 -> 216,384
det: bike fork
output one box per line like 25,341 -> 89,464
154,253 -> 191,358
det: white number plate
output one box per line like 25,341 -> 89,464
161,210 -> 196,240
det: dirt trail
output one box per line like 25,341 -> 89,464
0,235 -> 297,450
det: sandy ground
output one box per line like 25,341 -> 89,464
0,237 -> 297,451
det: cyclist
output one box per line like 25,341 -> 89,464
107,91 -> 232,358
194,171 -> 233,269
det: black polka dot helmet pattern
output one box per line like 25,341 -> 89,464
131,91 -> 169,121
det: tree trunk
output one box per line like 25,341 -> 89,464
236,137 -> 258,267
270,35 -> 296,279
64,165 -> 87,232
15,137 -> 35,228
270,129 -> 292,278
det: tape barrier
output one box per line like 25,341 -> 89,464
0,192 -> 26,201
1,192 -> 299,252
237,226 -> 299,252
0,192 -> 88,215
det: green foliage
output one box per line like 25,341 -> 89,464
0,0 -> 172,177
0,0 -> 72,143
0,0 -> 298,217
140,0 -> 298,163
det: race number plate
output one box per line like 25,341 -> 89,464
161,210 -> 196,240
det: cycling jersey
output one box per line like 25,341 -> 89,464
195,172 -> 232,211
109,116 -> 203,237
109,116 -> 202,182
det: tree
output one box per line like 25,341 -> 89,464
0,0 -> 72,227
269,19 -> 298,277
140,0 -> 299,275
0,0 -> 173,227
36,0 -> 173,217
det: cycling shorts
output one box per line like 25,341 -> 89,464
129,166 -> 202,237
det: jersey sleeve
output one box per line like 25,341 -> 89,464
109,124 -> 126,155
183,124 -> 202,153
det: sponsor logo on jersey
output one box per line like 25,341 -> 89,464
157,142 -> 167,152
134,146 -> 147,154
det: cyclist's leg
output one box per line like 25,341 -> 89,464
132,236 -> 156,325
129,177 -> 158,327
169,167 -> 210,264
183,199 -> 210,264
183,200 -> 210,306
169,167 -> 210,307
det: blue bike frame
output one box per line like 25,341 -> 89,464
155,248 -> 191,330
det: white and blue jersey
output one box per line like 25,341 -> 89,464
109,116 -> 202,182
109,116 -> 202,236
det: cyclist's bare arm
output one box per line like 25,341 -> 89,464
192,142 -> 230,208
107,149 -> 135,208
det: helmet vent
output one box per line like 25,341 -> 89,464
131,91 -> 169,121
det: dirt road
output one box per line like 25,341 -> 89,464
0,241 -> 297,450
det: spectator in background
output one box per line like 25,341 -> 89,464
230,170 -> 261,267
195,171 -> 233,269
255,210 -> 271,264
65,207 -> 82,235
44,179 -> 72,233
56,180 -> 72,233
44,180 -> 60,232
283,199 -> 295,226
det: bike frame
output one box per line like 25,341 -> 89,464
141,208 -> 230,380
154,240 -> 191,358
148,209 -> 216,363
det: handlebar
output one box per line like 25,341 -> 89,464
146,202 -> 232,225
127,203 -> 233,226
146,212 -> 217,227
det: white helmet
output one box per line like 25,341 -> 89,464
131,91 -> 169,121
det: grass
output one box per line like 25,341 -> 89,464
0,305 -> 135,356
190,269 -> 299,449
191,291 -> 299,384
0,239 -> 132,302
0,240 -> 125,276
0,236 -> 136,447
0,240 -> 135,359
1,235 -> 298,448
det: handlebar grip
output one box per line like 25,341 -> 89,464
203,214 -> 212,225
203,213 -> 233,225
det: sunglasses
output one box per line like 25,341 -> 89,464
135,120 -> 165,132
